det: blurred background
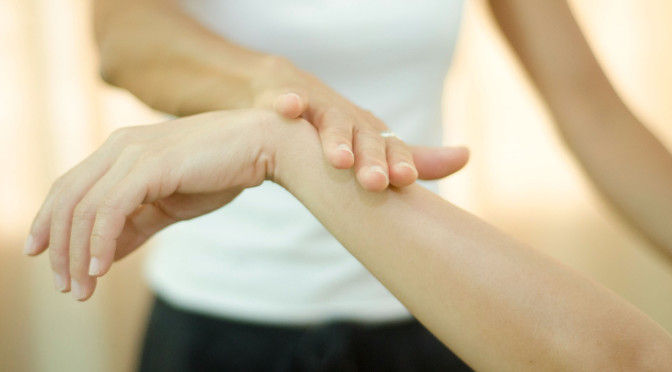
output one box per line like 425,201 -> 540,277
1,0 -> 671,371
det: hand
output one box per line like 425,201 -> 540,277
23,110 -> 278,301
24,109 -> 469,301
254,56 -> 434,192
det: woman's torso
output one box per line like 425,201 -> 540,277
148,0 -> 465,324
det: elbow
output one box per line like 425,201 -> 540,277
93,5 -> 136,88
93,7 -> 119,87
95,33 -> 124,88
98,54 -> 122,88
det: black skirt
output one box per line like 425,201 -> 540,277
138,296 -> 471,371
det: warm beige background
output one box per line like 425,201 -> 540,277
1,1 -> 671,371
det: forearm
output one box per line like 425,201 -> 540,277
273,120 -> 672,370
489,0 -> 672,260
555,95 -> 672,260
94,0 -> 281,115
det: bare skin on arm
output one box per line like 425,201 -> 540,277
23,110 -> 468,300
23,1 -> 670,368
25,111 -> 672,370
488,0 -> 672,262
93,0 -> 445,191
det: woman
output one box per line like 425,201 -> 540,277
24,109 -> 672,370
26,0 -> 672,370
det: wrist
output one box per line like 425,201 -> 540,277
267,115 -> 320,190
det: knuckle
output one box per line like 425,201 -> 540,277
359,110 -> 385,127
323,127 -> 350,142
69,246 -> 85,267
89,231 -> 106,250
358,129 -> 384,144
106,127 -> 129,147
118,143 -> 146,162
360,109 -> 376,121
107,126 -> 137,145
97,197 -> 121,219
72,201 -> 96,222
390,139 -> 411,153
50,175 -> 69,195
315,107 -> 346,126
263,55 -> 293,72
360,146 -> 386,160
52,196 -> 74,218
137,148 -> 166,168
49,248 -> 67,268
330,120 -> 353,135
89,231 -> 108,252
361,159 -> 387,169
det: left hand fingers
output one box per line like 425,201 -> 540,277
87,160 -> 166,281
68,147 -> 143,300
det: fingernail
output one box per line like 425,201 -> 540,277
53,273 -> 68,292
338,144 -> 354,157
71,280 -> 86,300
368,165 -> 389,183
274,93 -> 302,114
88,257 -> 103,276
23,235 -> 36,255
284,92 -> 301,101
448,145 -> 469,154
397,162 -> 418,176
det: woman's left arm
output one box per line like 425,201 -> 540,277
25,110 -> 671,369
274,117 -> 672,371
488,0 -> 672,261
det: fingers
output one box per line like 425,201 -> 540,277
68,153 -> 138,300
88,165 -> 154,279
24,190 -> 56,256
413,146 -> 470,180
40,154 -> 114,292
25,130 -> 127,257
48,197 -> 75,292
353,128 -> 389,191
385,136 -> 419,188
254,88 -> 309,119
112,203 -> 176,261
314,108 -> 355,169
273,92 -> 309,119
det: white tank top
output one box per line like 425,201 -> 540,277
147,0 -> 464,324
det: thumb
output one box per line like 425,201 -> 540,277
255,90 -> 309,119
412,146 -> 470,180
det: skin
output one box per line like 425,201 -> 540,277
92,0 -> 672,262
24,111 -> 468,297
488,0 -> 672,261
93,0 -> 420,192
23,0 -> 672,368
25,110 -> 672,370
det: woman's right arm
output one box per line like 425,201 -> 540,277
93,0 -> 431,191
93,0 -> 269,115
